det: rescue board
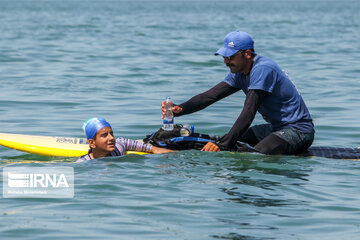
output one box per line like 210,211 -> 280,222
0,133 -> 147,157
1,132 -> 359,160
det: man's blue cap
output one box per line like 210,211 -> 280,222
82,117 -> 111,140
215,31 -> 254,57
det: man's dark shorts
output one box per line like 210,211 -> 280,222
250,124 -> 314,155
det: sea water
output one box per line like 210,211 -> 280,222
0,0 -> 359,239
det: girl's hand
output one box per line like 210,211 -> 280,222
150,146 -> 177,154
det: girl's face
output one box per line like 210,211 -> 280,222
89,127 -> 115,153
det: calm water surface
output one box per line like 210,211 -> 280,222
1,0 -> 360,239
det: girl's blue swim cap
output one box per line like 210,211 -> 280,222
82,117 -> 111,140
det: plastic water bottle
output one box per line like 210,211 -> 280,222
162,97 -> 174,131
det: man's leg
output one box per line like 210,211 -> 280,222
253,133 -> 290,154
239,124 -> 273,146
254,128 -> 314,155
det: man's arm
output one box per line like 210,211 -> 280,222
175,81 -> 239,116
215,89 -> 268,150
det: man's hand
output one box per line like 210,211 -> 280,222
161,101 -> 183,119
201,142 -> 220,152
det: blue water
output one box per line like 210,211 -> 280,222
1,0 -> 360,239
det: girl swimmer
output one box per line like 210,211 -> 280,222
77,117 -> 174,162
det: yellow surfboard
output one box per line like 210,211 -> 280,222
0,133 -> 147,157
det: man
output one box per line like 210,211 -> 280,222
77,117 -> 174,162
162,30 -> 314,155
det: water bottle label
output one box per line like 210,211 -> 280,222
163,119 -> 174,124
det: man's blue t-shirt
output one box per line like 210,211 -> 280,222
224,55 -> 314,133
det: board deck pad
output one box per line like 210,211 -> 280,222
304,146 -> 360,160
